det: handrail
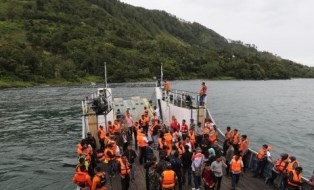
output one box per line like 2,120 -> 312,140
161,88 -> 206,108
83,88 -> 113,115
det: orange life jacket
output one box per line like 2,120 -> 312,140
120,160 -> 131,175
92,172 -> 106,190
189,131 -> 195,143
256,146 -> 271,160
137,133 -> 147,147
288,170 -> 302,187
175,142 -> 184,158
275,159 -> 288,172
225,130 -> 233,140
256,148 -> 266,160
73,171 -> 91,187
203,127 -> 210,135
164,82 -> 171,92
232,133 -> 239,144
231,159 -> 242,173
162,170 -> 175,188
98,128 -> 106,139
286,160 -> 300,174
209,130 -> 217,143
239,139 -> 248,153
164,133 -> 172,147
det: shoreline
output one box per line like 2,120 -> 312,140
1,77 -> 313,89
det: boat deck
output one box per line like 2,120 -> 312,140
105,96 -> 275,190
100,151 -> 275,190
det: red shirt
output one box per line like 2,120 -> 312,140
202,169 -> 215,187
181,124 -> 189,134
170,121 -> 180,132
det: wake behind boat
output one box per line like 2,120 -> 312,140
74,79 -> 311,190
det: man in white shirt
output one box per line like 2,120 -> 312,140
210,156 -> 227,190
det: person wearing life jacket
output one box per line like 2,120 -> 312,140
209,128 -> 217,144
118,155 -> 131,190
92,166 -> 107,190
164,80 -> 171,96
140,114 -> 148,135
152,119 -> 161,149
287,167 -> 303,190
203,125 -> 210,135
143,111 -> 150,135
158,137 -> 166,150
164,130 -> 172,148
137,129 -> 148,165
223,126 -> 233,156
231,129 -> 240,154
254,144 -> 273,178
282,156 -> 301,190
77,139 -> 87,157
174,141 -> 184,159
82,145 -> 92,168
199,82 -> 207,106
266,153 -> 289,185
286,156 -> 301,174
160,162 -> 177,190
238,134 -> 249,171
229,154 -> 244,190
188,129 -> 196,148
98,125 -> 106,150
133,121 -> 139,150
104,142 -> 116,177
76,157 -> 88,173
73,165 -> 92,189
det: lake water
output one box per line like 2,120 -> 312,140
0,79 -> 313,189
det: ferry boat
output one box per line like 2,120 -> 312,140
79,80 -> 310,190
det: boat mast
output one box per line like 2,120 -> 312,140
104,62 -> 107,89
104,62 -> 108,132
160,62 -> 163,83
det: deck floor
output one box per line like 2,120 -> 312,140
100,150 -> 276,190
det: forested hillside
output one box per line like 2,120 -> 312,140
0,0 -> 313,87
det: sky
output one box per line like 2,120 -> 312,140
120,0 -> 314,67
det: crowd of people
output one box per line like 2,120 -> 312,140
73,86 -> 313,190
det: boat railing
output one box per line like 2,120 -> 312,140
162,88 -> 206,108
82,89 -> 113,116
206,108 -> 311,189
